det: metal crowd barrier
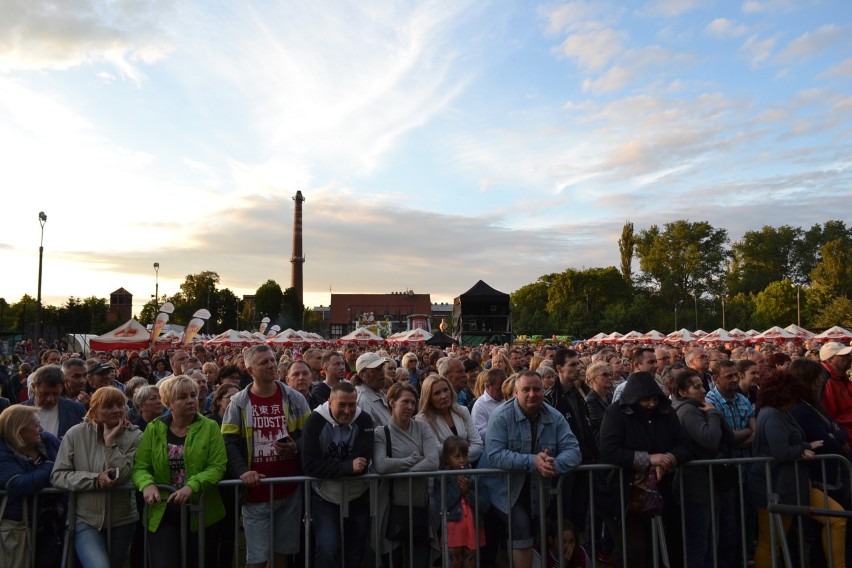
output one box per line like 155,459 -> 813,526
2,455 -> 850,568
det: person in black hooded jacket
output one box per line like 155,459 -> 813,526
600,371 -> 692,568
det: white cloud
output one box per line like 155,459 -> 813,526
705,18 -> 749,38
740,35 -> 776,67
0,0 -> 176,82
555,28 -> 626,71
741,0 -> 794,14
820,57 -> 852,78
777,24 -> 848,63
540,2 -> 618,35
645,0 -> 703,18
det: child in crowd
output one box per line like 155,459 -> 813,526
433,436 -> 488,568
545,521 -> 591,568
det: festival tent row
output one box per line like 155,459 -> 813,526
90,318 -> 331,351
585,325 -> 852,345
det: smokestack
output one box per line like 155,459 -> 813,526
291,191 -> 305,323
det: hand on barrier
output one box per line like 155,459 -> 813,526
240,470 -> 266,486
351,457 -> 368,474
143,485 -> 161,506
97,468 -> 118,489
167,485 -> 194,505
535,449 -> 557,478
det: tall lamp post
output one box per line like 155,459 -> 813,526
792,283 -> 801,327
36,211 -> 47,344
153,262 -> 160,306
674,300 -> 683,331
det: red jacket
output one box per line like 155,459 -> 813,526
821,362 -> 852,439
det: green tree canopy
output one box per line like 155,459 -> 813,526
635,220 -> 729,306
255,280 -> 284,322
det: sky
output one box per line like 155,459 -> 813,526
2,0 -> 851,320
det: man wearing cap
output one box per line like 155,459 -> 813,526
88,362 -> 125,392
354,352 -> 391,427
25,365 -> 86,438
820,342 -> 852,438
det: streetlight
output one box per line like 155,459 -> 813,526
792,282 -> 801,327
674,300 -> 683,331
153,262 -> 160,306
694,292 -> 699,330
721,295 -> 727,329
36,211 -> 47,344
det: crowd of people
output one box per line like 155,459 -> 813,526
0,335 -> 849,568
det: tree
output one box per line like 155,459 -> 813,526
618,221 -> 635,288
169,271 -> 221,325
810,239 -> 851,298
635,220 -> 729,305
752,279 -> 797,329
302,307 -> 327,335
255,280 -> 284,322
511,280 -> 552,335
810,297 -> 852,329
280,287 -> 304,329
728,225 -> 804,293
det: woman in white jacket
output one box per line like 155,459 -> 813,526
52,386 -> 142,568
415,375 -> 483,464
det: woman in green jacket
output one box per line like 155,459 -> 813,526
131,375 -> 227,568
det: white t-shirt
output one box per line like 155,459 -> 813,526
39,405 -> 60,437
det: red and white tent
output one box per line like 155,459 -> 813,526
600,332 -> 624,344
814,326 -> 852,341
665,329 -> 696,344
205,329 -> 256,348
90,319 -> 151,350
617,331 -> 645,343
337,327 -> 385,346
642,330 -> 667,343
587,332 -> 607,343
693,329 -> 708,338
753,326 -> 799,343
785,324 -> 815,340
268,329 -> 306,347
697,328 -> 745,344
388,328 -> 433,346
728,328 -> 749,341
156,330 -> 182,347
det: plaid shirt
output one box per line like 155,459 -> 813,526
706,387 -> 755,458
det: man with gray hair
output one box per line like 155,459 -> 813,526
24,365 -> 85,438
437,357 -> 471,408
62,357 -> 91,407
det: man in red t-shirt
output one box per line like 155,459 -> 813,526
222,344 -> 311,568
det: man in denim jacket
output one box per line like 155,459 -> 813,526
481,370 -> 581,568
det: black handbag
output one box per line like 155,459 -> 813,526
383,425 -> 429,542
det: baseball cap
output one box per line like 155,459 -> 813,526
356,352 -> 388,373
819,342 -> 852,361
87,362 -> 113,375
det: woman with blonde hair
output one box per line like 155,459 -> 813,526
401,352 -> 422,388
529,354 -> 544,372
415,375 -> 483,464
491,353 -> 515,376
52,386 -> 142,568
132,375 -> 227,568
0,405 -> 65,565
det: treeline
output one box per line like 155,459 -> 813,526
1,272 -> 321,338
511,220 -> 852,338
